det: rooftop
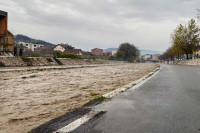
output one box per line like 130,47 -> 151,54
0,10 -> 7,17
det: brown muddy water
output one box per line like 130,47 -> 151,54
0,63 -> 157,133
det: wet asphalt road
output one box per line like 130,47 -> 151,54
72,64 -> 200,133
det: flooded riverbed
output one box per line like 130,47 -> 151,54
0,63 -> 157,133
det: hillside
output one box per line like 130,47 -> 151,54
140,50 -> 163,55
14,34 -> 55,47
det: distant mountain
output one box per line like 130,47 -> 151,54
104,47 -> 163,55
140,50 -> 163,56
14,34 -> 55,47
104,48 -> 118,52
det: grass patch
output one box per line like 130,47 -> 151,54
90,92 -> 97,96
125,86 -> 132,90
55,51 -> 80,59
148,73 -> 153,78
132,83 -> 136,86
92,96 -> 106,102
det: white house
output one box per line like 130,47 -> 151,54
142,54 -> 153,60
54,44 -> 83,55
112,51 -> 117,56
19,42 -> 44,51
53,44 -> 65,52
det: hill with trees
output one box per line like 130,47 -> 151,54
14,34 -> 55,47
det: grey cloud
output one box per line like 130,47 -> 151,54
0,0 -> 199,51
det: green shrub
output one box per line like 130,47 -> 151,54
55,51 -> 63,58
92,96 -> 106,101
55,51 -> 79,59
90,92 -> 97,96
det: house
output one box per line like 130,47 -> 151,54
196,50 -> 200,57
104,51 -> 112,56
91,48 -> 103,56
111,51 -> 117,56
141,54 -> 153,60
82,51 -> 92,56
53,44 -> 65,52
18,42 -> 44,51
54,44 -> 83,55
0,10 -> 14,54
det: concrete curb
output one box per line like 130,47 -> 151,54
103,65 -> 161,99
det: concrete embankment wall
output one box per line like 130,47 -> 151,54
0,57 -> 120,67
0,57 -> 27,67
0,57 -> 59,67
22,57 -> 58,66
176,59 -> 200,66
57,58 -> 91,65
56,58 -> 118,65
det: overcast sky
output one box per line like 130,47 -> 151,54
0,0 -> 199,51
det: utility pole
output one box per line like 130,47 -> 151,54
197,9 -> 200,23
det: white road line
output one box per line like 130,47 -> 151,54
54,111 -> 100,133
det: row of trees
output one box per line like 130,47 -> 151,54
159,19 -> 200,60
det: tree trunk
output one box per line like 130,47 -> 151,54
186,54 -> 189,60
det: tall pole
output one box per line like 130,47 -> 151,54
197,9 -> 200,23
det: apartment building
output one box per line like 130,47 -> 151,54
91,48 -> 103,56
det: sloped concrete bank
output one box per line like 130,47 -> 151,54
176,59 -> 200,66
0,57 -> 119,67
22,57 -> 58,66
57,58 -> 91,65
0,57 -> 27,67
0,57 -> 59,67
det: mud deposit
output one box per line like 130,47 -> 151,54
0,63 -> 157,133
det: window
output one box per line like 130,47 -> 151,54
34,45 -> 36,47
26,44 -> 28,46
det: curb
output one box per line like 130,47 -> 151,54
103,65 -> 161,98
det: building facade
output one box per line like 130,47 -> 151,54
112,51 -> 117,56
153,54 -> 160,61
142,54 -> 153,60
54,44 -> 65,52
0,10 -> 14,54
54,44 -> 83,55
18,42 -> 44,51
91,48 -> 103,56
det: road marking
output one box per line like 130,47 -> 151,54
54,111 -> 100,133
